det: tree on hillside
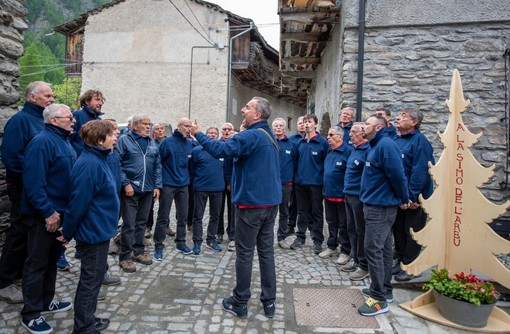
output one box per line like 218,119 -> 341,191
19,43 -> 44,92
53,77 -> 82,109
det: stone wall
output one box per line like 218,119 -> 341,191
0,0 -> 27,238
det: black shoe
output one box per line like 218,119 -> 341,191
394,271 -> 422,282
95,317 -> 110,331
290,238 -> 304,250
312,243 -> 322,255
263,301 -> 275,318
222,296 -> 247,319
216,234 -> 224,244
392,259 -> 401,275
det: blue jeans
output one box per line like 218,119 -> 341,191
345,195 -> 367,270
73,241 -> 108,333
233,206 -> 277,305
324,200 -> 352,254
120,192 -> 153,261
295,184 -> 324,245
363,205 -> 397,302
192,191 -> 222,243
154,185 -> 188,250
277,184 -> 292,241
21,215 -> 62,322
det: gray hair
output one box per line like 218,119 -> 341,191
43,104 -> 71,123
272,117 -> 287,128
131,114 -> 150,125
329,126 -> 343,137
25,81 -> 51,99
297,116 -> 305,123
252,96 -> 272,120
401,108 -> 423,129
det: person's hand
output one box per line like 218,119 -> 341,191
153,188 -> 160,200
191,119 -> 200,136
125,184 -> 134,197
56,228 -> 68,244
45,212 -> 60,233
409,201 -> 420,209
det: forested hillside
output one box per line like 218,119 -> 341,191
20,0 -> 112,107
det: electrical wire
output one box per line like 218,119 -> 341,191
168,0 -> 215,46
183,0 -> 212,42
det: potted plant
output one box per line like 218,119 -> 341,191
423,268 -> 499,328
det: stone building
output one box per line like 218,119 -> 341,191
0,0 -> 27,233
279,0 -> 510,220
54,0 -> 305,132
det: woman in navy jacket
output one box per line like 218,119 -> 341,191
63,120 -> 120,333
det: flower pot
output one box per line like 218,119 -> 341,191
433,290 -> 495,328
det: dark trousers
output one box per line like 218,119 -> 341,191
345,194 -> 367,270
73,241 -> 108,333
364,205 -> 397,302
119,192 -> 152,261
393,207 -> 427,265
287,184 -> 298,231
294,184 -> 324,245
21,215 -> 62,322
277,184 -> 292,241
192,191 -> 222,243
154,185 -> 188,250
234,206 -> 278,305
187,185 -> 194,228
324,200 -> 352,254
218,188 -> 233,239
146,198 -> 156,232
0,183 -> 27,288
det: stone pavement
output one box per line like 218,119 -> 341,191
1,223 -> 508,334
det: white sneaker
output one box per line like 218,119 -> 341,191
0,284 -> 23,304
228,240 -> 235,252
318,248 -> 339,258
278,240 -> 291,249
336,253 -> 352,265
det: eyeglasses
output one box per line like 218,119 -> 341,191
327,133 -> 341,137
222,128 -> 232,131
54,116 -> 75,121
349,130 -> 362,134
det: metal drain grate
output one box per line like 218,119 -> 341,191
293,287 -> 380,328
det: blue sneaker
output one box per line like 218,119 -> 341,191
193,243 -> 201,256
22,316 -> 52,334
153,249 -> 163,262
57,254 -> 70,271
175,243 -> 193,255
205,240 -> 222,252
41,300 -> 72,314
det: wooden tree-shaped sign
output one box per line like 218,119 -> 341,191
400,69 -> 510,332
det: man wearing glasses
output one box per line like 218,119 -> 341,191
20,104 -> 76,333
0,81 -> 54,304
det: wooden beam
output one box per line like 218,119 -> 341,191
281,32 -> 331,42
280,11 -> 339,24
281,57 -> 321,65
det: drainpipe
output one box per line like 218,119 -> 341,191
355,0 -> 366,122
502,49 -> 510,189
189,45 -> 224,118
226,22 -> 254,122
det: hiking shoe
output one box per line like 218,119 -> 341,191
108,239 -> 119,255
97,289 -> 106,301
336,253 -> 351,265
56,254 -> 70,271
228,240 -> 235,252
176,243 -> 193,255
166,227 -> 176,236
133,252 -> 153,265
102,272 -> 121,286
119,259 -> 136,273
349,268 -> 370,281
205,240 -> 222,252
340,258 -> 357,272
0,284 -> 23,304
222,296 -> 247,319
394,271 -> 422,282
95,317 -> 110,331
263,301 -> 275,318
22,316 -> 52,334
278,240 -> 291,249
312,243 -> 322,255
216,234 -> 224,244
153,249 -> 163,262
361,288 -> 393,303
358,297 -> 388,316
193,243 -> 201,256
41,300 -> 72,314
290,238 -> 304,250
318,247 -> 338,258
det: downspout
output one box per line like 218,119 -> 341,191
226,22 -> 254,122
355,0 -> 366,122
502,49 -> 510,189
